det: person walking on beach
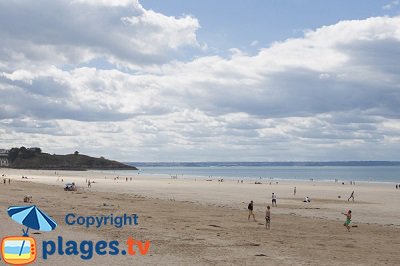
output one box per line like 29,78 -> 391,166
88,180 -> 91,188
272,193 -> 277,207
343,210 -> 352,232
265,206 -> 271,230
348,191 -> 355,201
294,187 -> 297,196
248,200 -> 256,221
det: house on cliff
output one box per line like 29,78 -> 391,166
0,149 -> 9,167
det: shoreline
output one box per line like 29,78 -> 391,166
88,169 -> 400,185
92,166 -> 400,183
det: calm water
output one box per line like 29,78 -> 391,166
118,164 -> 400,183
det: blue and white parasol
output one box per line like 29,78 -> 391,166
8,205 -> 57,236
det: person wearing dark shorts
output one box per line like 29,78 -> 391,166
272,193 -> 277,207
265,206 -> 271,230
248,200 -> 256,221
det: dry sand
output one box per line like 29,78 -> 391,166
0,168 -> 399,265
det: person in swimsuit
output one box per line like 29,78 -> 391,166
248,200 -> 256,221
265,206 -> 271,230
343,210 -> 352,232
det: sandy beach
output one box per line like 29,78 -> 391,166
1,168 -> 399,265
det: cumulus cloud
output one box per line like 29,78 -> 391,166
0,0 -> 200,69
0,1 -> 399,161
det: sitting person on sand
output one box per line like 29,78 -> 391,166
24,195 -> 33,203
343,210 -> 352,232
265,206 -> 271,230
303,196 -> 311,203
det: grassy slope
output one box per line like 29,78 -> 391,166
10,153 -> 137,170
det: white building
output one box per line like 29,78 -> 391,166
0,149 -> 9,167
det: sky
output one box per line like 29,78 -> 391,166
0,0 -> 400,162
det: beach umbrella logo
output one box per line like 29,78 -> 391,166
1,205 -> 57,265
7,205 -> 57,236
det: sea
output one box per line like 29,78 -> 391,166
117,162 -> 400,183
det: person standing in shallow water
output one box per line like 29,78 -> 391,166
248,200 -> 256,221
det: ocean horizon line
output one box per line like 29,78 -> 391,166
125,161 -> 400,167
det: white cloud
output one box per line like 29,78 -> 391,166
382,0 -> 399,10
0,2 -> 400,161
250,40 -> 259,47
0,0 -> 200,69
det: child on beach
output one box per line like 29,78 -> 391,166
265,206 -> 271,230
248,200 -> 256,221
343,210 -> 352,232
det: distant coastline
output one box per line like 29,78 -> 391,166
127,161 -> 400,167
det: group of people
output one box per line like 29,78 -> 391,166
396,184 -> 400,189
248,200 -> 271,229
247,193 -> 278,230
247,190 -> 353,232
